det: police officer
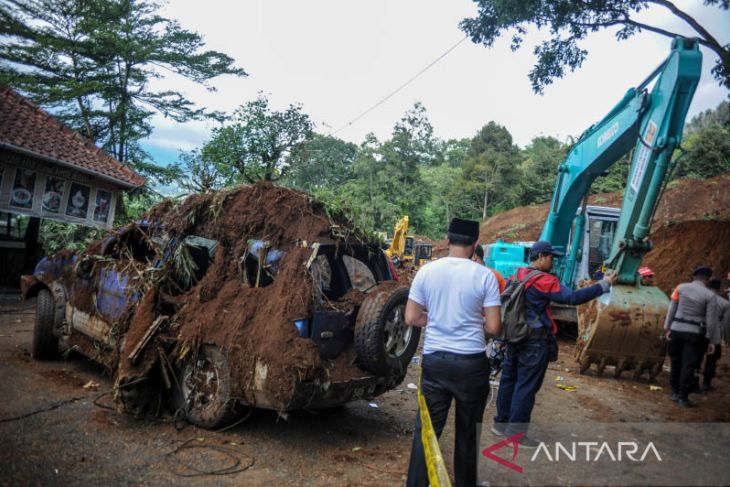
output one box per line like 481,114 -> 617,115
702,278 -> 729,391
405,218 -> 501,487
664,266 -> 720,407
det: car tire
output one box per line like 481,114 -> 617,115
32,289 -> 58,359
172,344 -> 240,429
354,286 -> 420,376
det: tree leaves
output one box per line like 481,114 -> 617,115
460,0 -> 730,92
0,0 -> 246,173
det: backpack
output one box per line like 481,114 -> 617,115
497,269 -> 543,344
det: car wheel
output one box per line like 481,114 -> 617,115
354,286 -> 420,376
172,344 -> 240,429
32,289 -> 58,359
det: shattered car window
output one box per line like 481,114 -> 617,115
171,235 -> 219,290
343,255 -> 376,292
102,226 -> 157,262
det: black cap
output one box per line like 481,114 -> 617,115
448,218 -> 479,239
692,266 -> 712,277
530,240 -> 564,259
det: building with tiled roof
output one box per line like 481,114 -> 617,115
0,85 -> 144,232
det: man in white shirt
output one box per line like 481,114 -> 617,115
404,218 -> 501,487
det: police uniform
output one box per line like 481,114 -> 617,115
664,267 -> 719,405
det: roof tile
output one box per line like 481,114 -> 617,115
0,85 -> 145,188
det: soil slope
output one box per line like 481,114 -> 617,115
439,173 -> 730,294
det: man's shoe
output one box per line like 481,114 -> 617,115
670,391 -> 680,402
678,398 -> 697,408
701,384 -> 714,393
517,436 -> 541,449
491,423 -> 506,436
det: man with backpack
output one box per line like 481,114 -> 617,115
492,240 -> 617,446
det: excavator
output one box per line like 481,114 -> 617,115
385,216 -> 432,268
485,37 -> 702,380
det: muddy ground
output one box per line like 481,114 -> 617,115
2,295 -> 729,486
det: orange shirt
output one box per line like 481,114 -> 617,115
486,266 -> 507,294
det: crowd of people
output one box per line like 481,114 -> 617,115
402,217 -> 729,487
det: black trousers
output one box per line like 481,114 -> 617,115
406,351 -> 490,487
704,344 -> 722,387
668,331 -> 704,400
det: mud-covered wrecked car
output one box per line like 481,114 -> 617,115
22,182 -> 420,428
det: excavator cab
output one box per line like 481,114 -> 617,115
413,243 -> 433,268
403,236 -> 415,262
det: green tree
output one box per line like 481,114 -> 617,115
518,135 -> 567,205
420,163 -> 462,237
0,0 -> 245,175
459,122 -> 522,220
177,149 -> 226,193
336,134 -> 398,232
674,101 -> 730,178
676,126 -> 730,179
436,138 -> 471,168
685,100 -> 730,133
591,155 -> 631,194
197,94 -> 314,183
460,1 -> 730,93
284,133 -> 358,192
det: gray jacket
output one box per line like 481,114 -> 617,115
664,280 -> 720,344
714,294 -> 730,343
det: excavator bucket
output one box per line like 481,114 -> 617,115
575,284 -> 668,381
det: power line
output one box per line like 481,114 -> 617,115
334,36 -> 469,134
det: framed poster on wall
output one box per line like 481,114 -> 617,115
42,177 -> 66,214
65,182 -> 90,219
9,168 -> 36,209
93,189 -> 112,223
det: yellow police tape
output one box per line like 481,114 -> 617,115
417,366 -> 452,487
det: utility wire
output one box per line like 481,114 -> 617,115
334,36 -> 468,134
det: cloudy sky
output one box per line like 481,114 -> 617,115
142,0 -> 730,165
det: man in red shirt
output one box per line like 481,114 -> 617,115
492,241 -> 616,446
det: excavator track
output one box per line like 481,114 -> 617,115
575,284 -> 668,381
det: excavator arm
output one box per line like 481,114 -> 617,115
385,216 -> 409,262
569,38 -> 702,379
603,38 -> 702,283
542,37 -> 702,286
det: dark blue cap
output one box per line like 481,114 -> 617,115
692,266 -> 712,277
530,240 -> 564,258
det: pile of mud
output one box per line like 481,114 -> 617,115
66,182 -> 382,410
438,173 -> 730,294
147,182 -> 374,407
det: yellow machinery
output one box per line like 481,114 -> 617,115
385,216 -> 432,268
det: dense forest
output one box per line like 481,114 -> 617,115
175,98 -> 730,239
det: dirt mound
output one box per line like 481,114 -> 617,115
55,181 -> 383,412
142,182 -> 373,408
644,221 -> 730,295
147,182 -> 343,248
475,173 -> 729,244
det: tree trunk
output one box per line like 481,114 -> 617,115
482,182 -> 490,221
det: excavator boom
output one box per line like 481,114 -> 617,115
575,38 -> 701,379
